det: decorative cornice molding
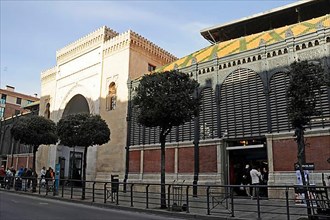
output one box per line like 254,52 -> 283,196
103,30 -> 177,64
103,30 -> 131,56
41,66 -> 57,81
56,26 -> 118,63
129,30 -> 177,63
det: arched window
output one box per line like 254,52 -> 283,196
106,82 -> 117,110
44,103 -> 50,119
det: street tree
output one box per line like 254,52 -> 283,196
133,70 -> 200,208
286,61 -> 326,215
57,113 -> 110,199
11,115 -> 58,191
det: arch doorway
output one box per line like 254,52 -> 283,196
63,94 -> 90,117
61,94 -> 90,184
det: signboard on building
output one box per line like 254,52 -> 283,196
294,163 -> 315,170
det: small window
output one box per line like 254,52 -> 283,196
1,94 -> 6,100
106,82 -> 117,111
16,97 -> 22,105
44,103 -> 50,119
148,64 -> 156,72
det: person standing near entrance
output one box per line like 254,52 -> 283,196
242,164 -> 252,197
250,165 -> 261,199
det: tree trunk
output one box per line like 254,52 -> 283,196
160,132 -> 166,209
295,126 -> 312,218
82,146 -> 88,200
32,145 -> 38,192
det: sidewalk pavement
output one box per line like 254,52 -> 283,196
1,185 -> 310,220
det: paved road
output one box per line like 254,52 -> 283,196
0,191 -> 186,220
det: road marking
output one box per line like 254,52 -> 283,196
39,202 -> 49,205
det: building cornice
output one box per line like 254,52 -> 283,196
41,66 -> 57,82
103,30 -> 177,64
129,30 -> 177,63
56,26 -> 118,64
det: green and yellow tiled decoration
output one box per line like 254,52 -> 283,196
156,14 -> 329,72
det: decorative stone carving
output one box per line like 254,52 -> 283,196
259,39 -> 266,47
285,29 -> 293,38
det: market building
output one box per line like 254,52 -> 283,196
127,0 -> 330,189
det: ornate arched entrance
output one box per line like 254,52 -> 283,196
62,94 -> 90,117
60,94 -> 90,183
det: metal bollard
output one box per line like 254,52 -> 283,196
231,186 -> 235,217
130,184 -> 134,207
167,184 -> 171,209
92,182 -> 96,202
146,185 -> 150,209
285,187 -> 290,220
104,183 -> 108,203
207,186 -> 210,215
186,186 -> 190,213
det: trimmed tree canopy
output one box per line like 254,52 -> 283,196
132,70 -> 200,208
286,61 -> 325,128
57,113 -> 110,148
11,115 -> 58,147
133,70 -> 200,131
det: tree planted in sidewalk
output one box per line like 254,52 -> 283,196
133,70 -> 200,208
57,113 -> 110,199
286,60 -> 326,217
11,115 -> 58,191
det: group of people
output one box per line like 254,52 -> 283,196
0,165 -> 37,190
0,164 -> 56,191
40,166 -> 55,190
240,163 -> 268,198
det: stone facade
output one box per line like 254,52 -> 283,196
39,27 -> 176,181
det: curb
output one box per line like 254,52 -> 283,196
1,189 -> 245,220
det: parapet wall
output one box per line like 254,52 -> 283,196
41,66 -> 57,84
56,26 -> 118,64
103,30 -> 177,64
129,30 -> 177,63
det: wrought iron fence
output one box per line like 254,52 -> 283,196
1,176 -> 329,220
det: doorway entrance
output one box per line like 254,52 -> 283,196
227,138 -> 268,195
69,151 -> 83,186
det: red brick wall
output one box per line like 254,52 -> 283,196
6,155 -> 32,170
143,148 -> 175,173
4,103 -> 21,118
129,150 -> 140,173
178,147 -> 194,173
273,135 -> 330,171
17,157 -> 27,169
200,145 -> 217,173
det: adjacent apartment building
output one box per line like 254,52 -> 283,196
0,86 -> 39,167
0,85 -> 39,120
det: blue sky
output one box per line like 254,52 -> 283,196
0,0 -> 296,96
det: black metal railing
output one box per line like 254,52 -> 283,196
1,176 -> 329,220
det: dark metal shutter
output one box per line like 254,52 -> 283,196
309,84 -> 330,129
269,72 -> 291,132
165,126 -> 177,143
130,107 -> 143,145
200,87 -> 218,139
220,68 -> 267,138
145,126 -> 160,145
178,119 -> 194,142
